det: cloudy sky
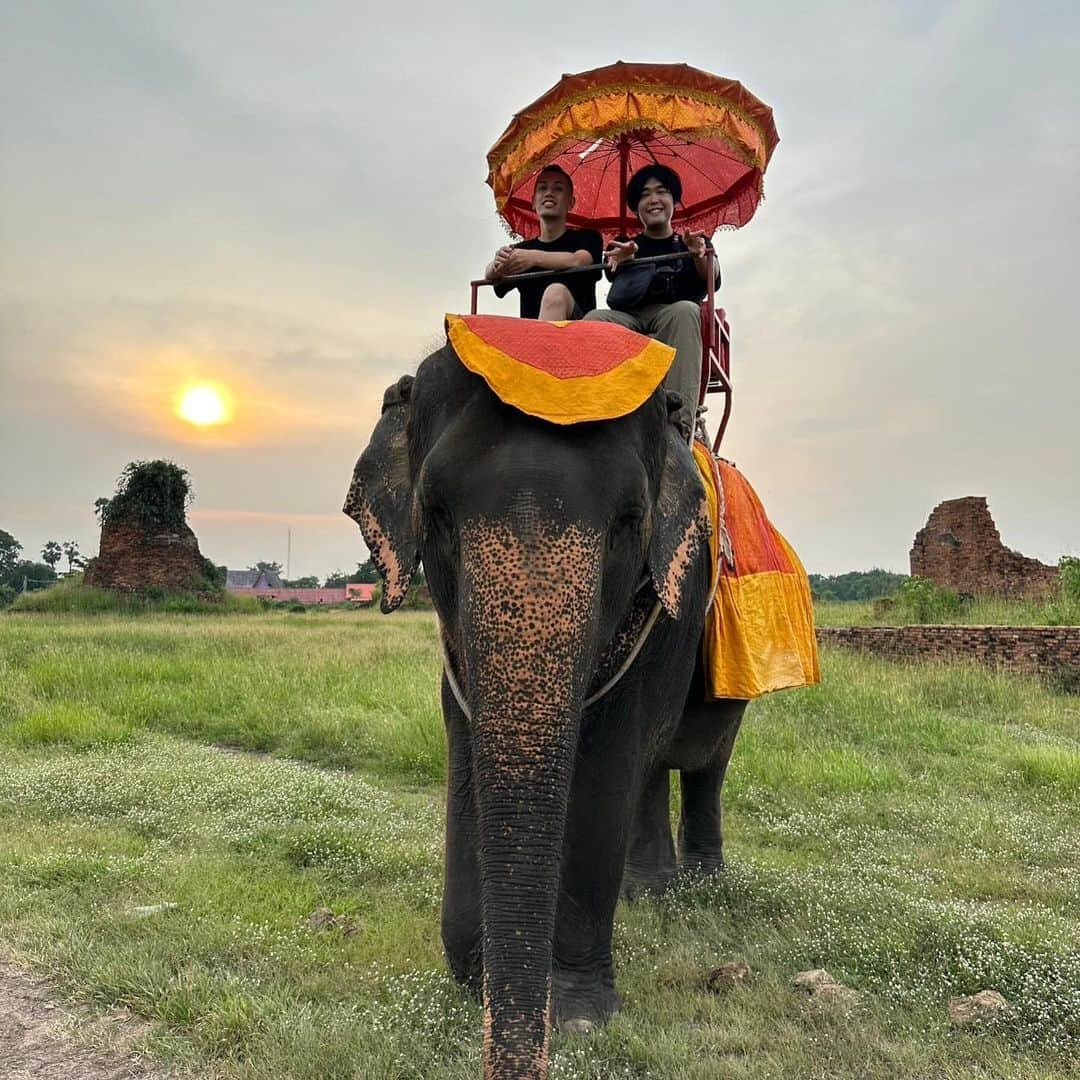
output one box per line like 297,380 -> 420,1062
2,1 -> 1077,580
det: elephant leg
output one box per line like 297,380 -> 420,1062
622,765 -> 678,900
677,700 -> 745,874
439,678 -> 483,995
550,719 -> 637,1028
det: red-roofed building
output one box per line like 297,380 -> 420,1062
227,582 -> 376,606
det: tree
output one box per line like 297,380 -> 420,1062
283,576 -> 319,588
323,569 -> 348,588
249,561 -> 283,575
348,559 -> 378,584
0,529 -> 22,575
0,560 -> 57,591
41,541 -> 62,570
61,540 -> 85,573
93,497 -> 112,524
808,568 -> 908,602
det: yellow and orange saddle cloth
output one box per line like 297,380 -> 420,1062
445,314 -> 820,700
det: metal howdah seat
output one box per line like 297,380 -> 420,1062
470,247 -> 732,452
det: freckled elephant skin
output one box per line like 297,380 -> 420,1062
345,346 -> 748,1080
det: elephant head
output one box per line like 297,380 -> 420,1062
344,346 -> 709,1080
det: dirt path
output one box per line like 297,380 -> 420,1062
0,959 -> 177,1079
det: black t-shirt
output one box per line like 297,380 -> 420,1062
493,229 -> 604,319
607,232 -> 715,305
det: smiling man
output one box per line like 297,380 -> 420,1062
485,164 -> 603,321
585,164 -> 719,437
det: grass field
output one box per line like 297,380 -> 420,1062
0,609 -> 1077,1078
813,595 -> 1080,628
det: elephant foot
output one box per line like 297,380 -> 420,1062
679,847 -> 725,877
621,861 -> 677,901
551,964 -> 622,1029
444,943 -> 483,999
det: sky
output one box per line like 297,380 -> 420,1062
2,0 -> 1078,580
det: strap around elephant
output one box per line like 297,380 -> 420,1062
439,593 -> 664,722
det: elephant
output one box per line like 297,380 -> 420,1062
345,343 -> 746,1080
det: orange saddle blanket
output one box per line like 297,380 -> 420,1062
692,442 -> 821,701
445,313 -> 674,425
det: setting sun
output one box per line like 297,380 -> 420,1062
177,383 -> 232,427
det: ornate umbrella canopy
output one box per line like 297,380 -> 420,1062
487,61 -> 780,242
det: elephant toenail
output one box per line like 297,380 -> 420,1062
558,1018 -> 595,1036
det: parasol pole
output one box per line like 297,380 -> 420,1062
618,134 -> 630,238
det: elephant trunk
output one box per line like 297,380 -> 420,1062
472,707 -> 577,1080
459,514 -> 602,1080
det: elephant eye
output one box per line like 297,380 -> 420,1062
427,502 -> 454,535
608,506 -> 644,549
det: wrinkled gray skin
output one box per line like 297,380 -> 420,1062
345,345 -> 746,1080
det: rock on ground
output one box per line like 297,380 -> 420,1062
948,989 -> 1011,1026
791,968 -> 861,1010
705,960 -> 752,992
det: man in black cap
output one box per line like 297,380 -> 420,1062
485,165 -> 604,320
585,164 -> 718,435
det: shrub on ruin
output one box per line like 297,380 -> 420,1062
895,576 -> 961,623
1059,556 -> 1080,603
99,460 -> 192,530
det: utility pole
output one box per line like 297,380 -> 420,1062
286,528 -> 292,581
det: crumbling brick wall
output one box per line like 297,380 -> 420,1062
817,625 -> 1079,678
910,497 -> 1058,598
85,520 -> 213,592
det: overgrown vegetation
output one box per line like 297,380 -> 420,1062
8,575 -> 259,616
1060,555 -> 1080,602
893,576 -> 963,622
816,559 -> 1080,627
0,612 -> 1076,1078
97,459 -> 193,530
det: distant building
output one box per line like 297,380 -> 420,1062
224,574 -> 376,606
226,568 -> 283,590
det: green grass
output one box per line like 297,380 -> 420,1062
0,609 -> 444,781
815,593 -> 1080,627
9,575 -> 265,615
0,611 -> 1077,1078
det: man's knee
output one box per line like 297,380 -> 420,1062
539,283 -> 575,320
542,283 -> 572,304
654,300 -> 702,331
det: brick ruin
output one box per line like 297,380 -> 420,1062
817,625 -> 1079,679
910,497 -> 1058,598
85,520 -> 215,593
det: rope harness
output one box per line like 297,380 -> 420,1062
439,594 -> 663,723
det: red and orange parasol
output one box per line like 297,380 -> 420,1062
486,61 -> 779,241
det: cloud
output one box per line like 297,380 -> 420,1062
2,0 -> 1077,577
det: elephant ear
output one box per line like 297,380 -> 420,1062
647,431 -> 711,620
343,375 -> 419,613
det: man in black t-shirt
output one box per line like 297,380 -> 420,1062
485,165 -> 603,320
584,164 -> 720,436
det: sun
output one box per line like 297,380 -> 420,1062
177,383 -> 232,427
